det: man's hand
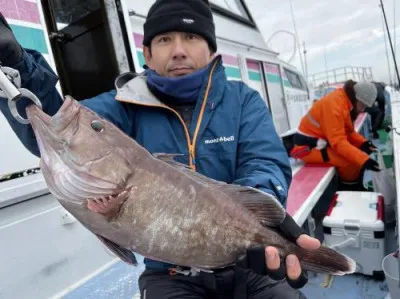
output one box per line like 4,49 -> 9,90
87,197 -> 122,220
236,213 -> 321,289
265,235 -> 320,288
0,13 -> 23,66
360,140 -> 377,155
363,158 -> 380,172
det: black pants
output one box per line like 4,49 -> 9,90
138,268 -> 307,299
368,109 -> 385,134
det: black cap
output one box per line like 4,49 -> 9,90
143,0 -> 217,52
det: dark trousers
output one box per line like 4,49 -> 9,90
368,109 -> 385,134
138,268 -> 307,299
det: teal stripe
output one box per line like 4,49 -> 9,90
10,24 -> 48,54
225,66 -> 241,79
284,80 -> 291,87
248,71 -> 261,82
137,51 -> 145,67
267,74 -> 282,84
135,54 -> 242,79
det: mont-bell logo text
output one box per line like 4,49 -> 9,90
182,18 -> 195,24
205,136 -> 235,144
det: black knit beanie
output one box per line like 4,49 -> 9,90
143,0 -> 217,52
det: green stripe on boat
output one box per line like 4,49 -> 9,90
11,24 -> 48,54
267,74 -> 282,84
225,66 -> 241,79
248,71 -> 261,81
137,51 -> 146,68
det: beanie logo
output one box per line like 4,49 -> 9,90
182,18 -> 195,24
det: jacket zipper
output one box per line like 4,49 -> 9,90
116,60 -> 219,171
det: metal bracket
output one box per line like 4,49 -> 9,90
0,65 -> 42,124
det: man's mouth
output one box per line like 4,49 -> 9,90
169,67 -> 194,76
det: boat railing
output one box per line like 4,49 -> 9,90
308,66 -> 374,88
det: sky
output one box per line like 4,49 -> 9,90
245,0 -> 400,85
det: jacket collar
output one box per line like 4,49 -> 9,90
114,55 -> 226,108
338,88 -> 353,111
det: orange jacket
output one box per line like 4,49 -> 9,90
298,88 -> 369,166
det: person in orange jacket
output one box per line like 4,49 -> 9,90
291,80 -> 380,186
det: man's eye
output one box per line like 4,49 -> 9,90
186,34 -> 198,40
157,36 -> 170,43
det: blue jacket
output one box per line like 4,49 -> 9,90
0,49 -> 292,269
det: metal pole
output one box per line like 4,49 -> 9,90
324,47 -> 329,83
303,41 -> 309,81
289,0 -> 306,77
380,0 -> 400,87
381,3 -> 393,86
393,0 -> 397,84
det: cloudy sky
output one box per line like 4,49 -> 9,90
245,0 -> 400,85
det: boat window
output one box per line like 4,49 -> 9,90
209,0 -> 255,27
284,68 -> 306,90
299,74 -> 309,91
53,0 -> 102,30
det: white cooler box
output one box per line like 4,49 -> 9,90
323,191 -> 385,277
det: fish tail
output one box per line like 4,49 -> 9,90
294,245 -> 356,275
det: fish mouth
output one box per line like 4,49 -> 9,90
26,104 -> 52,124
26,95 -> 76,129
26,96 -> 77,154
26,97 -> 128,204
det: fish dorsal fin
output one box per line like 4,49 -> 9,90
214,184 -> 285,227
153,153 -> 285,227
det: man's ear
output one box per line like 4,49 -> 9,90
210,51 -> 216,60
143,46 -> 152,67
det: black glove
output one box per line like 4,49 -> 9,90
363,158 -> 380,172
0,13 -> 23,66
360,140 -> 377,155
236,213 -> 308,289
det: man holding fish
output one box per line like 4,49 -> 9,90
0,1 -> 330,298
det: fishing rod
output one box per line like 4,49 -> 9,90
379,0 -> 400,87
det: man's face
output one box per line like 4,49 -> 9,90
355,101 -> 368,113
144,31 -> 214,77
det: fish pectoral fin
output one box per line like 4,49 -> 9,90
96,235 -> 138,266
216,185 -> 286,227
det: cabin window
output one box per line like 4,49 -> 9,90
283,68 -> 307,91
53,0 -> 102,30
209,0 -> 255,27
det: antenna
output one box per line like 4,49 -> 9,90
381,3 -> 393,86
266,30 -> 297,63
324,47 -> 329,83
393,0 -> 397,84
288,0 -> 306,77
380,0 -> 400,87
303,41 -> 309,81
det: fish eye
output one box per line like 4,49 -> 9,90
91,120 -> 104,132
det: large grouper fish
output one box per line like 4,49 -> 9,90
25,96 -> 356,275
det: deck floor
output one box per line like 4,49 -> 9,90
63,226 -> 396,299
61,259 -> 393,299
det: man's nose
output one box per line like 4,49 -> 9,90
171,38 -> 187,60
